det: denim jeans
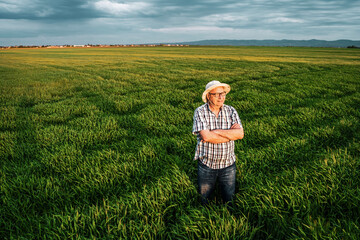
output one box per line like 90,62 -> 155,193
197,161 -> 236,205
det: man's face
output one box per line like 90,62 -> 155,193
208,87 -> 226,107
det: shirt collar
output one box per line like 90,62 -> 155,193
206,102 -> 223,115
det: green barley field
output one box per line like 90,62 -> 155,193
0,46 -> 359,239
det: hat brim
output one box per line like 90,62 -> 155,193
202,83 -> 230,103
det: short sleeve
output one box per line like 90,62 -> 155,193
231,107 -> 243,128
192,108 -> 208,134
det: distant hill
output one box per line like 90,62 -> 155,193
175,39 -> 360,48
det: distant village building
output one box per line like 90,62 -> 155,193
3,43 -> 190,49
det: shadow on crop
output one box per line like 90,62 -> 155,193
1,96 -> 45,237
76,89 -> 193,194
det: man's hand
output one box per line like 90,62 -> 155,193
231,123 -> 241,129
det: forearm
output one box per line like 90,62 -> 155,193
199,130 -> 230,144
212,128 -> 244,141
201,132 -> 230,144
199,124 -> 244,143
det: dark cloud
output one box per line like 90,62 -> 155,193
0,0 -> 359,45
0,0 -> 100,20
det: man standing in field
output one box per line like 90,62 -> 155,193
192,80 -> 244,205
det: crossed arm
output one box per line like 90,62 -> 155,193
199,123 -> 244,144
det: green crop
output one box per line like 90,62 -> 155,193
0,46 -> 359,239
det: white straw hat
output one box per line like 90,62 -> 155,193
202,80 -> 231,103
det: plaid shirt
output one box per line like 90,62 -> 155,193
192,103 -> 242,169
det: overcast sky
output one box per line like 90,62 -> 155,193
1,0 -> 359,46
